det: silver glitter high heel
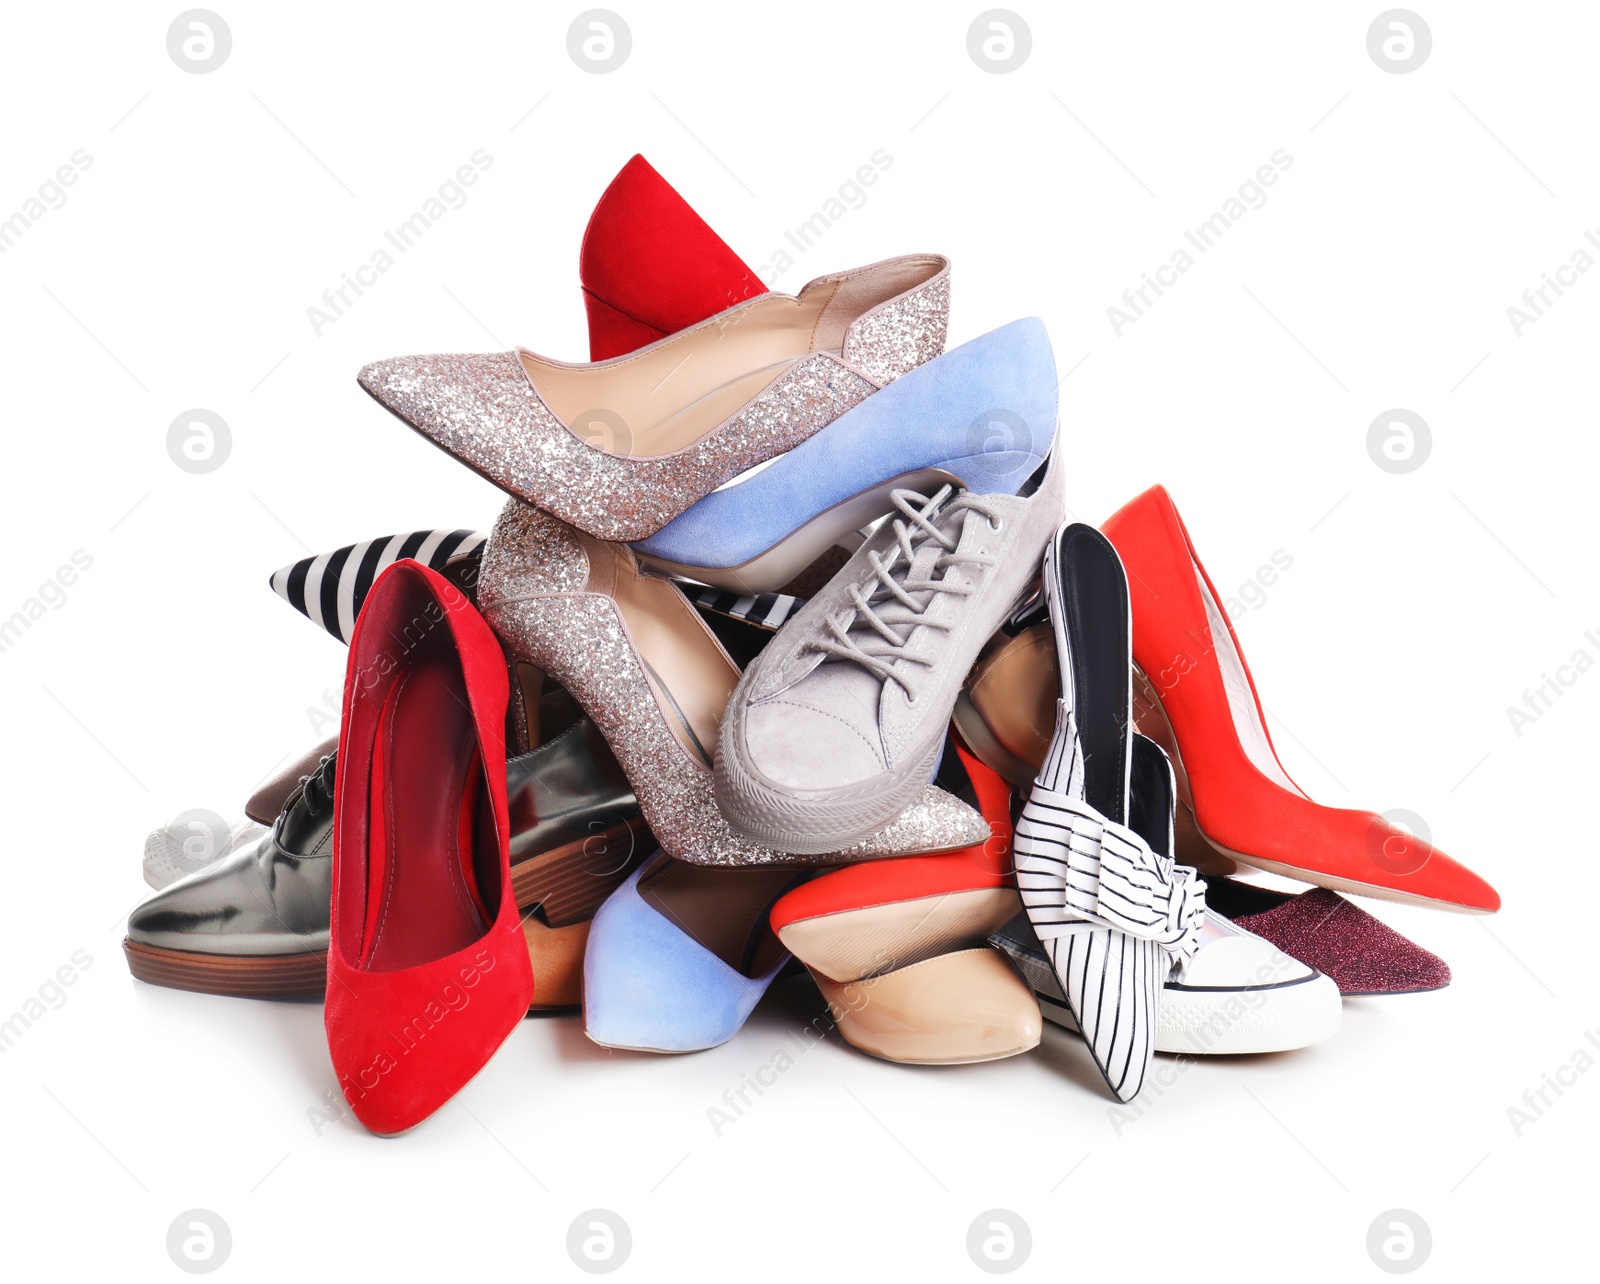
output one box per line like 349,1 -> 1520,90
357,255 -> 950,543
477,498 -> 988,868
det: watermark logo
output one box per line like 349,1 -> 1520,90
1365,408 -> 1430,474
964,408 -> 1037,479
1366,11 -> 1431,74
967,11 -> 1032,74
167,409 -> 231,474
566,1209 -> 631,1274
569,408 -> 633,455
966,1209 -> 1032,1274
159,809 -> 236,878
567,11 -> 631,73
167,11 -> 232,74
165,1209 -> 232,1274
1367,808 -> 1431,876
1365,1208 -> 1431,1274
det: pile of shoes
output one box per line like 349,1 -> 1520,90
126,157 -> 1499,1133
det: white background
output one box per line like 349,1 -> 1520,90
1,1 -> 1593,1278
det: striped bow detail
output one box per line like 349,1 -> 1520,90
1015,786 -> 1206,968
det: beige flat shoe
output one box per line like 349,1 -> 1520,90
812,948 -> 1041,1066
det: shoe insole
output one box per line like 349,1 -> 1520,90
1127,735 -> 1175,860
523,258 -> 942,456
524,291 -> 834,453
609,557 -> 739,762
639,859 -> 797,978
1056,525 -> 1132,823
363,655 -> 494,973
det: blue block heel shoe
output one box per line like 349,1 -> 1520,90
630,317 -> 1058,594
583,853 -> 801,1053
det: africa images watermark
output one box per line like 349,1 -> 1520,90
1505,225 -> 1600,337
1506,1024 -> 1600,1138
306,149 -> 494,336
1106,149 -> 1294,336
749,150 -> 896,285
1504,627 -> 1600,737
703,979 -> 883,1137
1105,946 -> 1308,1136
0,150 -> 93,255
0,950 -> 94,1054
0,551 -> 94,657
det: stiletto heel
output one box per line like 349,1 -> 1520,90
478,498 -> 988,867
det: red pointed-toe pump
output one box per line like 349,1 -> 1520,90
1101,484 -> 1500,914
579,154 -> 766,361
325,560 -> 534,1135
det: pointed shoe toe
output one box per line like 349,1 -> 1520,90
1223,885 -> 1452,995
358,256 -> 950,543
326,931 -> 529,1136
582,858 -> 788,1053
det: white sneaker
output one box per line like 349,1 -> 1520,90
992,910 -> 1342,1055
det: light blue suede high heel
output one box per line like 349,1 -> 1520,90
630,317 -> 1058,593
583,853 -> 800,1053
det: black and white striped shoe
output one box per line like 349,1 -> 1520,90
1012,523 -> 1207,1102
269,529 -> 486,644
993,726 -> 1340,1063
270,531 -> 807,647
676,582 -> 803,632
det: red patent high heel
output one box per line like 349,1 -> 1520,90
1101,485 -> 1500,914
325,560 -> 534,1136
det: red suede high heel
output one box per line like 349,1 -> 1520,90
579,154 -> 766,360
325,561 -> 534,1135
1101,485 -> 1500,914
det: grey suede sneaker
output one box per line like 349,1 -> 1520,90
715,447 -> 1063,854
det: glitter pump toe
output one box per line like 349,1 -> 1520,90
357,255 -> 950,543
